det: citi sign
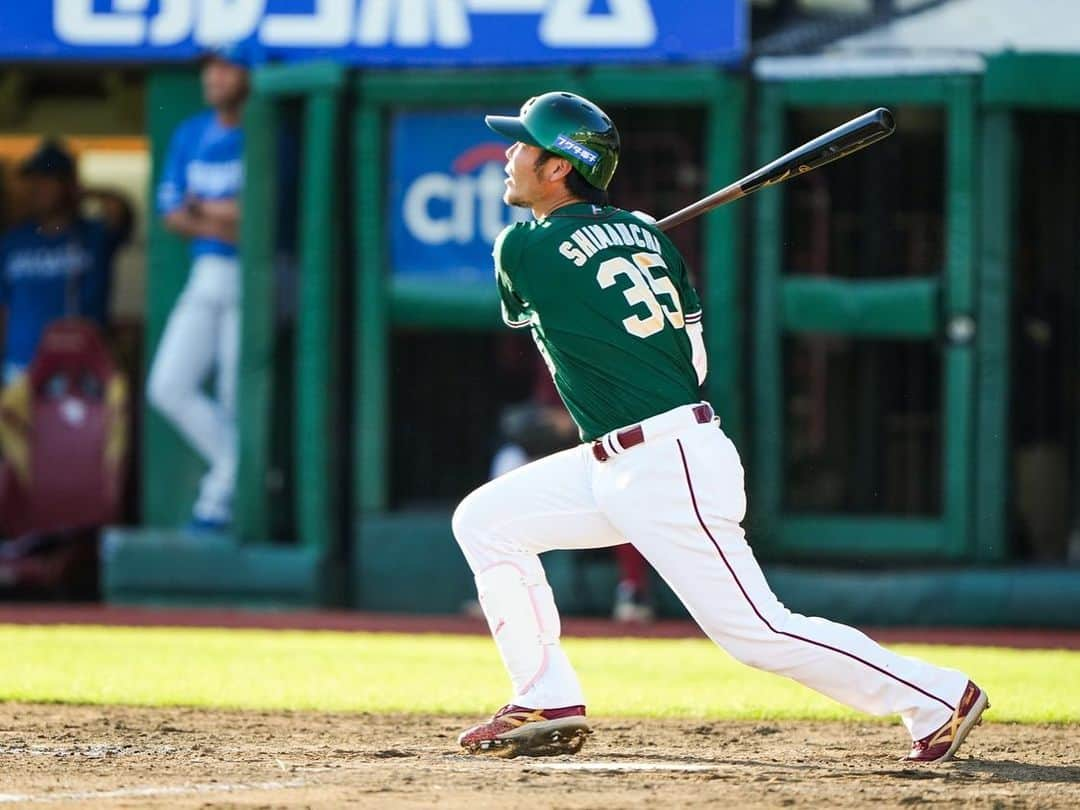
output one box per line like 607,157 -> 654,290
54,0 -> 658,49
402,142 -> 530,248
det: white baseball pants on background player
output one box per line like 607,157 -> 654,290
453,402 -> 970,740
147,254 -> 240,523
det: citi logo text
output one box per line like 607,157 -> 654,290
54,0 -> 658,49
403,142 -> 530,247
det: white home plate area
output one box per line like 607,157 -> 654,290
526,760 -> 719,773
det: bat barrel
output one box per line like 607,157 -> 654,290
739,107 -> 895,195
656,108 -> 895,233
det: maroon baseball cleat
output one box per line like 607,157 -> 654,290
905,680 -> 989,763
458,704 -> 591,758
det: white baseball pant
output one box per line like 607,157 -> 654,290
147,254 -> 240,523
453,402 -> 970,740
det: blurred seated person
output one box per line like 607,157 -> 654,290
492,343 -> 655,623
490,375 -> 577,478
0,140 -> 133,383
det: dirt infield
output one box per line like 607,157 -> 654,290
1,704 -> 1077,809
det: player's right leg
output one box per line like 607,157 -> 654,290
146,264 -> 219,462
452,443 -> 624,757
145,256 -> 235,525
194,274 -> 240,524
602,420 -> 986,762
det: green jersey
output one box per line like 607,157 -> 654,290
494,202 -> 703,441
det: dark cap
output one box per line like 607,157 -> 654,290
19,140 -> 76,179
200,39 -> 265,70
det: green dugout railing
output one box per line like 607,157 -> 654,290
752,74 -> 1009,561
352,68 -> 745,514
235,62 -> 346,552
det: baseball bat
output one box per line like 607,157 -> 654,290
656,107 -> 895,232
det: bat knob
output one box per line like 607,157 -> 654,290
873,107 -> 896,134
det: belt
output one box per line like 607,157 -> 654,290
591,403 -> 714,463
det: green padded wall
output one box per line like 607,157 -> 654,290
350,514 -> 1080,627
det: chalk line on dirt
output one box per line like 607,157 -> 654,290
0,779 -> 306,804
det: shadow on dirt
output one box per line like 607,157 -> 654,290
954,759 -> 1080,784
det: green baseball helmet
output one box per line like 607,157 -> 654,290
485,92 -> 620,190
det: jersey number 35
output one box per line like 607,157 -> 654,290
597,252 -> 684,339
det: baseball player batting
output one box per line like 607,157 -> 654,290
452,92 -> 989,762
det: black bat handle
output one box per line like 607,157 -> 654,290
739,107 -> 895,195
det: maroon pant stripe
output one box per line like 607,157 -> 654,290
675,440 -> 956,713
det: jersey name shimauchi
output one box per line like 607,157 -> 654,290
494,203 -> 703,441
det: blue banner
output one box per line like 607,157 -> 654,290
390,112 -> 532,283
3,1 -> 744,66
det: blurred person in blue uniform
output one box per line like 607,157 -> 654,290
0,140 -> 132,384
147,43 -> 259,532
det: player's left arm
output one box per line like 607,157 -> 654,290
78,223 -> 114,325
647,218 -> 706,386
680,266 -> 707,386
81,187 -> 135,249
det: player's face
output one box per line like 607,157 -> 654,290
25,175 -> 73,220
202,59 -> 249,110
504,141 -> 568,209
503,141 -> 540,208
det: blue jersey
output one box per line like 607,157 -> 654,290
157,110 -> 244,259
0,218 -> 121,372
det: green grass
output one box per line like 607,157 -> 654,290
2,624 -> 1076,724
